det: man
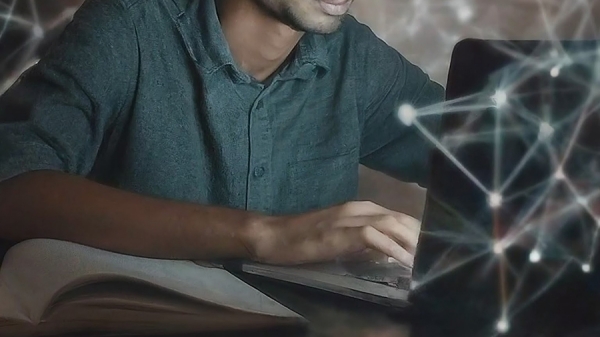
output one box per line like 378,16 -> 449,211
0,0 -> 443,266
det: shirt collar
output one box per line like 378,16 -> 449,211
171,0 -> 331,81
290,33 -> 331,74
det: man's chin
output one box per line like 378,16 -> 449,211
300,16 -> 345,34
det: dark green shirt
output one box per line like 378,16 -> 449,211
0,0 -> 443,215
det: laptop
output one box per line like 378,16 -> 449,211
410,39 -> 600,336
229,39 -> 600,333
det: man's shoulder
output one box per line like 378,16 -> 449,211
325,15 -> 402,69
79,0 -> 181,15
74,0 -> 195,34
338,15 -> 379,42
78,0 -> 138,11
72,0 -> 145,19
105,0 -> 154,10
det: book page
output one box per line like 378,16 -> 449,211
0,282 -> 29,324
18,280 -> 295,337
0,239 -> 300,324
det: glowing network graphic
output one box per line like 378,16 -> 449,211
400,1 -> 600,334
408,56 -> 600,334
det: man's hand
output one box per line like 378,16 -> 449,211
245,201 -> 421,266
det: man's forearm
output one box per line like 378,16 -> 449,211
0,171 -> 264,260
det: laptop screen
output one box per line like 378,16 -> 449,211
410,39 -> 600,337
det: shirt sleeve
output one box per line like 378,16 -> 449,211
357,25 -> 445,188
0,0 -> 138,183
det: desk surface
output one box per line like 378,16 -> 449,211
225,272 -> 600,337
233,272 -> 413,337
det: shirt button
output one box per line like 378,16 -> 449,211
253,166 -> 266,178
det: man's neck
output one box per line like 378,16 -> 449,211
217,0 -> 303,82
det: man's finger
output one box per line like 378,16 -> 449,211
370,215 -> 419,254
390,211 -> 421,230
334,214 -> 419,253
340,201 -> 421,233
359,226 -> 414,267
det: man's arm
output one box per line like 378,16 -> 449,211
0,171 -> 260,259
356,22 -> 445,187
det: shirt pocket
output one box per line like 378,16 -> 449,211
285,146 -> 359,213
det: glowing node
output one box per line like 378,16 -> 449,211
489,192 -> 503,208
538,122 -> 554,140
582,264 -> 592,273
529,249 -> 542,263
493,241 -> 505,255
491,90 -> 508,108
410,280 -> 420,291
457,6 -> 473,22
496,318 -> 510,334
550,65 -> 561,78
398,104 -> 417,126
32,25 -> 44,39
554,167 -> 565,180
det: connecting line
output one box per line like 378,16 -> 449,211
493,95 -> 503,192
559,0 -> 592,39
537,0 -> 562,51
0,0 -> 17,38
28,0 -> 40,27
413,249 -> 490,289
445,127 -> 524,142
564,178 -> 596,220
498,139 -> 543,194
415,93 -> 488,116
422,230 -> 491,245
560,104 -> 595,169
0,12 -> 33,25
502,177 -> 551,203
418,104 -> 494,116
563,182 -> 600,264
503,260 -> 535,310
510,261 -> 572,318
587,227 -> 600,268
491,209 -> 511,331
528,197 -> 597,257
413,118 -> 490,194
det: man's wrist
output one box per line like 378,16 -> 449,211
240,213 -> 278,262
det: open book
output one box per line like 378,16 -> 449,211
0,239 -> 412,336
0,239 -> 301,336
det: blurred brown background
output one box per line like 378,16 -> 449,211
1,0 -> 598,218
